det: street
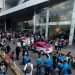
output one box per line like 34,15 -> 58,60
8,40 -> 75,75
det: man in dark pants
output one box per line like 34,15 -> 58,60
44,54 -> 53,75
58,41 -> 62,51
6,45 -> 11,53
36,54 -> 42,75
15,46 -> 20,60
22,46 -> 25,57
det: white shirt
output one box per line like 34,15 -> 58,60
73,58 -> 75,63
66,57 -> 69,62
23,42 -> 26,46
27,38 -> 30,46
24,63 -> 33,75
17,42 -> 21,47
30,37 -> 34,44
25,38 -> 30,46
55,41 -> 58,46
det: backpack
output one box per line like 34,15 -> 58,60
26,64 -> 31,73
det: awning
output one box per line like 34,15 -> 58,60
0,0 -> 68,21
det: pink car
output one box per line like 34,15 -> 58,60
33,42 -> 53,54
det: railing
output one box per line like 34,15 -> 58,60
0,51 -> 24,75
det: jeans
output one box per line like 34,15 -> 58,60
44,66 -> 51,75
36,65 -> 42,75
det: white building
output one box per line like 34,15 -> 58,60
0,0 -> 75,45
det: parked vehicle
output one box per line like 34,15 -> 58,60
33,42 -> 53,54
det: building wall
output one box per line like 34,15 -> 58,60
4,0 -> 29,10
0,0 -> 16,12
5,2 -> 14,10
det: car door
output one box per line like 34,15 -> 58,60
36,44 -> 43,52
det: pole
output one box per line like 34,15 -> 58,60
4,0 -> 6,32
33,11 -> 36,34
69,0 -> 75,45
3,0 -> 5,11
45,7 -> 49,38
5,20 -> 6,32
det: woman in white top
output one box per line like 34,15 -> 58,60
24,59 -> 33,75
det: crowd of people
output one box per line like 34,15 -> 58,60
54,38 -> 68,51
0,32 -> 73,75
22,50 -> 72,75
14,32 -> 72,75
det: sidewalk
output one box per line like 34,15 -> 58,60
60,45 -> 75,56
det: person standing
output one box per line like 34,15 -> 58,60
57,60 -> 64,75
6,45 -> 11,53
55,40 -> 58,50
61,38 -> 64,48
0,62 -> 6,75
15,46 -> 20,60
61,60 -> 69,75
17,40 -> 21,48
52,56 -> 59,75
24,59 -> 33,75
36,54 -> 42,75
23,54 -> 30,65
58,40 -> 62,51
22,41 -> 26,57
44,54 -> 53,75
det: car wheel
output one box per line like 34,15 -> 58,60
40,50 -> 44,55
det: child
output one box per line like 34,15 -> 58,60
0,62 -> 6,75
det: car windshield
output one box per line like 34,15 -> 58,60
37,44 -> 43,47
44,44 -> 49,47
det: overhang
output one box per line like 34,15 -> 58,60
0,0 -> 49,16
0,0 -> 68,21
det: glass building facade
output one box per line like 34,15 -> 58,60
0,0 -> 75,45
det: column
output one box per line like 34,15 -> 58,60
40,24 -> 42,35
33,11 -> 36,34
3,0 -> 5,11
5,19 -> 6,32
6,19 -> 12,31
40,18 -> 43,35
45,7 -> 49,38
69,0 -> 75,45
19,22 -> 24,31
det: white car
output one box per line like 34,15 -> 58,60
33,42 -> 53,54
